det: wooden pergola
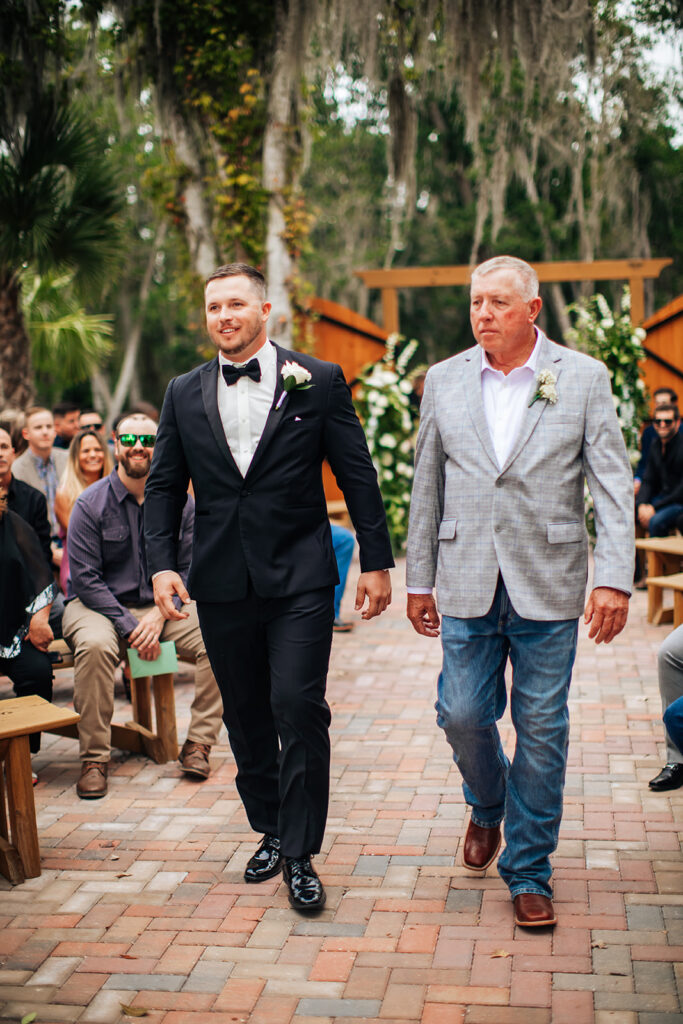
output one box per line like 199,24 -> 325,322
355,258 -> 673,334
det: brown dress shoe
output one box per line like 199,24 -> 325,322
462,819 -> 501,873
179,740 -> 211,779
77,761 -> 108,799
513,893 -> 557,927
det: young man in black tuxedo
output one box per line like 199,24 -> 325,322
145,263 -> 394,911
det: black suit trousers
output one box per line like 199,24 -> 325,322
197,583 -> 335,859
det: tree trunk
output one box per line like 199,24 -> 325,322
0,271 -> 35,409
106,221 -> 168,426
262,1 -> 296,348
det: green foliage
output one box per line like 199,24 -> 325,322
566,288 -> 649,460
22,270 -> 114,403
353,334 -> 420,554
565,288 -> 648,539
0,98 -> 122,290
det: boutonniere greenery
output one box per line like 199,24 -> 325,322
529,368 -> 558,408
275,361 -> 314,409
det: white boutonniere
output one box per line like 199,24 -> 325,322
275,361 -> 314,409
529,368 -> 558,408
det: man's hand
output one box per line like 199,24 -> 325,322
28,606 -> 53,652
407,593 -> 441,637
354,570 -> 392,620
584,586 -> 629,645
153,570 -> 191,621
637,503 -> 655,529
129,607 -> 166,661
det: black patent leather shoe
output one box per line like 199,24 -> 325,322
282,856 -> 326,912
649,763 -> 683,791
244,834 -> 282,882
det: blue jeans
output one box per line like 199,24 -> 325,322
664,696 -> 683,758
649,503 -> 683,537
331,524 -> 355,619
436,577 -> 578,898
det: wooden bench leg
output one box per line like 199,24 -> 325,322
647,552 -> 664,623
130,676 -> 153,732
4,735 -> 40,880
674,591 -> 683,629
153,673 -> 178,763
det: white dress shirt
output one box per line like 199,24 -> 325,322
407,330 -> 541,595
480,331 -> 540,469
218,339 -> 277,476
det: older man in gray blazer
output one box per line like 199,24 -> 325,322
406,256 -> 634,928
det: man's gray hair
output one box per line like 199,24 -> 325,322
471,256 -> 539,301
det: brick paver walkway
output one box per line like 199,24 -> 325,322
1,560 -> 682,1023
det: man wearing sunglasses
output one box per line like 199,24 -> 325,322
636,403 -> 683,537
62,413 -> 224,798
144,263 -> 393,913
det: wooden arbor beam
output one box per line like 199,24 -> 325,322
355,258 -> 673,334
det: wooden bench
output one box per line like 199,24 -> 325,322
47,639 -> 182,765
0,695 -> 80,884
635,537 -> 683,624
645,572 -> 683,630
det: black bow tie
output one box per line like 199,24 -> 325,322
222,358 -> 261,386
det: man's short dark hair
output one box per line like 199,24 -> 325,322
654,387 -> 678,403
53,401 -> 80,418
655,403 -> 680,420
205,263 -> 266,300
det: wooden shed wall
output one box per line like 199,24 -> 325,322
301,297 -> 387,504
642,295 -> 683,401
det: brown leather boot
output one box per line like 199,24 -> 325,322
77,761 -> 108,799
179,740 -> 211,779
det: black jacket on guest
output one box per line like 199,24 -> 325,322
637,429 -> 683,510
7,476 -> 53,570
144,344 -> 394,601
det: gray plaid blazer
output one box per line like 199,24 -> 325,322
406,331 -> 634,620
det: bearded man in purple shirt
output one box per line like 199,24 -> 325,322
63,413 -> 223,799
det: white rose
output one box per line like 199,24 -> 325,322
379,433 -> 397,448
282,361 -> 312,386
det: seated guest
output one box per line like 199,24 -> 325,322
330,523 -> 355,632
636,404 -> 683,537
79,409 -> 107,440
63,413 -> 223,799
635,388 -> 679,495
0,426 -> 65,637
52,401 -> 81,449
11,407 -> 67,550
55,428 -> 113,592
0,408 -> 27,455
0,494 -> 55,760
650,625 -> 683,791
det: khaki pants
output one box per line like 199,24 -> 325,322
63,598 -> 224,762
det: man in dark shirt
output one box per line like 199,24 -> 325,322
0,427 -> 65,636
637,404 -> 683,536
62,413 -> 223,799
52,401 -> 81,449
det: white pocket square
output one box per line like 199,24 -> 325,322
294,415 -> 302,422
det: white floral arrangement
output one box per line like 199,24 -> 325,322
566,287 -> 648,538
353,333 -> 421,553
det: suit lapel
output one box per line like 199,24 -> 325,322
499,333 -> 563,474
200,358 -> 241,476
245,344 -> 289,479
463,350 -> 499,471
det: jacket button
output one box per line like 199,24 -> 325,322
495,478 -> 503,487
494,524 -> 502,533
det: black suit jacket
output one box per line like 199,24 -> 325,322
144,345 -> 394,602
7,476 -> 53,570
